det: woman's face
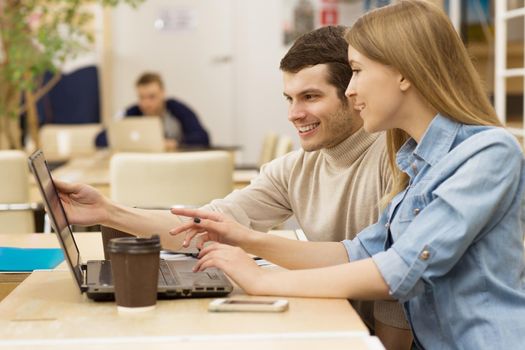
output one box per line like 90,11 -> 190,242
345,45 -> 407,134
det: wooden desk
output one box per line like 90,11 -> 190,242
0,233 -> 102,301
0,232 -> 378,349
29,152 -> 258,203
0,331 -> 383,350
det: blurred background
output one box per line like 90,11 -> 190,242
1,0 -> 523,164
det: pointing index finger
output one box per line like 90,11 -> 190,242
170,208 -> 224,222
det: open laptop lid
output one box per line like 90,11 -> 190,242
28,150 -> 85,291
107,117 -> 164,152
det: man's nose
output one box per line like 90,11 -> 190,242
288,103 -> 307,122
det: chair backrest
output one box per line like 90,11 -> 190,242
274,135 -> 294,159
39,124 -> 102,161
257,133 -> 278,168
110,151 -> 234,208
0,151 -> 35,233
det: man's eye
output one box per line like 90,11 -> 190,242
351,69 -> 360,74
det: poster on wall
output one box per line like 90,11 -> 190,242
154,7 -> 198,33
282,0 -> 370,46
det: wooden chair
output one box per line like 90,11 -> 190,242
274,135 -> 294,159
257,133 -> 279,167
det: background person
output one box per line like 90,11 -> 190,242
96,72 -> 210,150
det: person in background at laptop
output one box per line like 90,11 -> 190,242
95,72 -> 210,151
55,26 -> 411,349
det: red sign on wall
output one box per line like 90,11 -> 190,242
320,0 -> 339,25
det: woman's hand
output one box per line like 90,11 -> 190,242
193,242 -> 266,295
169,207 -> 259,249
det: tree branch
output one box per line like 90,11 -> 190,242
18,72 -> 62,115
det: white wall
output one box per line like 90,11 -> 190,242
232,0 -> 295,164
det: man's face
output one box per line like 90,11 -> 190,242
137,82 -> 165,116
283,64 -> 361,152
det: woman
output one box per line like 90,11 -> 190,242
170,1 -> 525,348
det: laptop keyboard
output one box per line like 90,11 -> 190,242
159,261 -> 180,286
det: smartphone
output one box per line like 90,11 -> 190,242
208,298 -> 289,312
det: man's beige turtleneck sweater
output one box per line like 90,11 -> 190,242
203,128 -> 389,240
202,128 -> 407,329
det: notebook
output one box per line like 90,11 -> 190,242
0,247 -> 64,272
28,149 -> 233,301
107,117 -> 165,153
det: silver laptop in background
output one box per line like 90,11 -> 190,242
108,117 -> 165,153
28,149 -> 233,301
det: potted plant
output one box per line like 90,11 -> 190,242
0,0 -> 142,150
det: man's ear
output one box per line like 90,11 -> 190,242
399,75 -> 411,92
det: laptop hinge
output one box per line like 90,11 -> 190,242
80,264 -> 88,292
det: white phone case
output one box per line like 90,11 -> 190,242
208,298 -> 289,312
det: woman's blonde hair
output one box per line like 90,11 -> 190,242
345,0 -> 501,205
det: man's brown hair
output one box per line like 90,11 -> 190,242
280,25 -> 351,104
136,72 -> 164,89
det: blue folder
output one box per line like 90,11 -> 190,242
0,247 -> 64,272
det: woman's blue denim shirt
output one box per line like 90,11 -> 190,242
343,114 -> 525,349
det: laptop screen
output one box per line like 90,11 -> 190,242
28,150 -> 84,288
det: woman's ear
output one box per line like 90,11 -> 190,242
399,75 -> 411,92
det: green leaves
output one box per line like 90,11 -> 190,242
0,0 -> 143,112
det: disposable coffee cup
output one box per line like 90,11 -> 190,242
108,235 -> 161,313
101,226 -> 133,260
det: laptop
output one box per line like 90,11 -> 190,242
28,149 -> 233,301
107,117 -> 165,153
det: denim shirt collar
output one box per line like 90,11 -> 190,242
396,114 -> 461,175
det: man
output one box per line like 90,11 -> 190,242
95,72 -> 210,150
57,27 -> 411,349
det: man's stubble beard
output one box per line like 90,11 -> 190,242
301,107 -> 356,152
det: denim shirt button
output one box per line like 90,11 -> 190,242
420,250 -> 430,260
385,223 -> 390,229
414,208 -> 420,215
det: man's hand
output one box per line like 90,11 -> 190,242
164,139 -> 178,152
169,207 -> 257,249
54,180 -> 111,226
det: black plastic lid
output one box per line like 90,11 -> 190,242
107,235 -> 161,254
